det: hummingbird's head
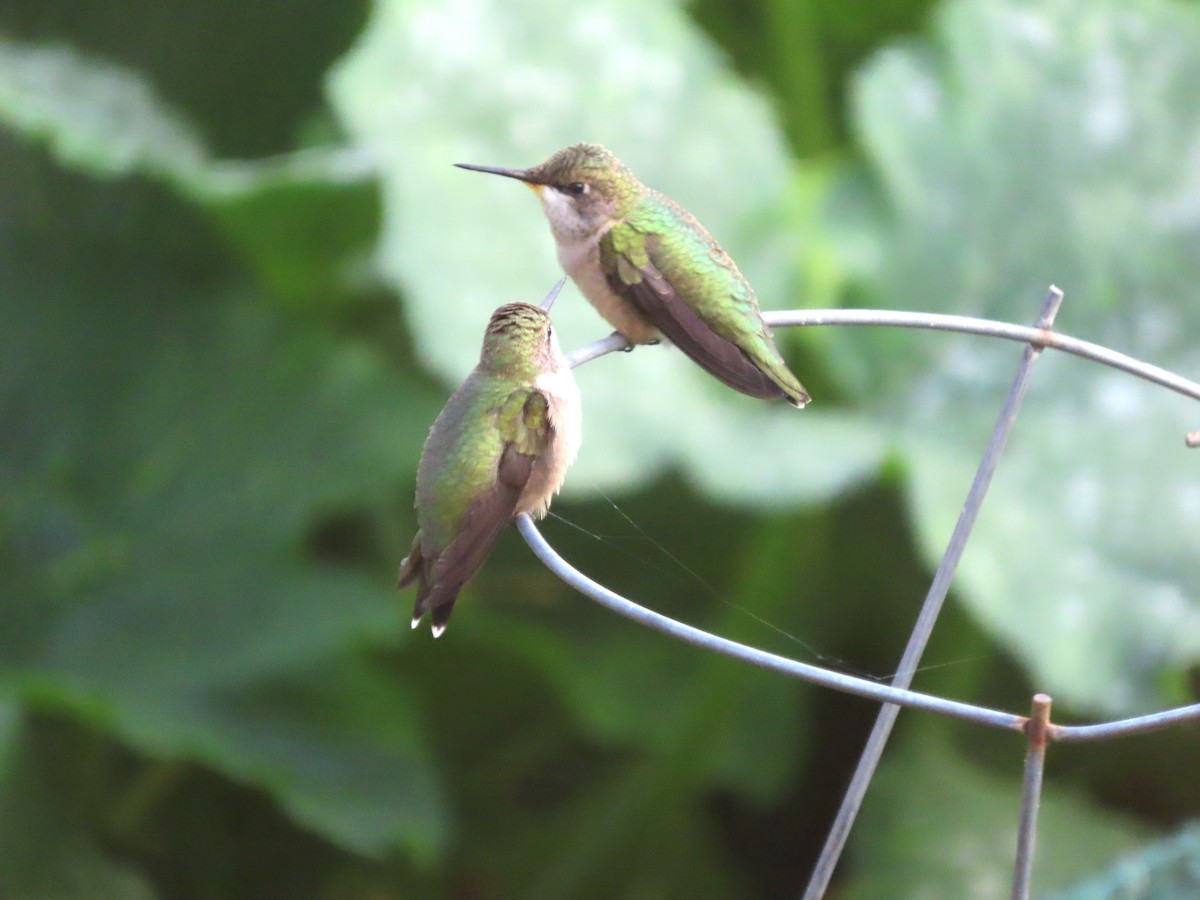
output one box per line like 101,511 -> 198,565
478,298 -> 564,377
456,144 -> 641,242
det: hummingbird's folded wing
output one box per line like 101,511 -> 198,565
606,242 -> 788,401
418,390 -> 553,633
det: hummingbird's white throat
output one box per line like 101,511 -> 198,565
540,191 -> 663,345
538,186 -> 603,244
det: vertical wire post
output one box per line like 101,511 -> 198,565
1012,694 -> 1053,900
801,286 -> 1066,900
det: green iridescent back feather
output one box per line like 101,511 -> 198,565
415,373 -> 510,553
414,303 -> 553,555
601,190 -> 805,398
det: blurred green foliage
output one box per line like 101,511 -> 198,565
1,0 -> 1199,897
1050,823 -> 1200,899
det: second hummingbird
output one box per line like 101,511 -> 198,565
399,280 -> 582,637
456,143 -> 810,407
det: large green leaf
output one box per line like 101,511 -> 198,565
841,0 -> 1200,712
0,34 -> 207,181
0,283 -> 445,854
327,0 -> 887,506
0,0 -> 368,158
0,31 -> 388,323
123,657 -> 446,860
0,113 -> 446,855
1,261 -> 414,691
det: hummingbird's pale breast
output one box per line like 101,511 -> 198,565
537,185 -> 663,344
556,233 -> 663,345
518,364 -> 582,516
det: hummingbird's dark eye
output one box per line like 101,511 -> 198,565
562,182 -> 588,196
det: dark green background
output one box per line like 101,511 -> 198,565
3,0 -> 1199,897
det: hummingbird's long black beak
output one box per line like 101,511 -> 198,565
454,162 -> 539,183
540,277 -> 568,312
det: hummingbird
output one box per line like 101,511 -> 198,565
455,143 -> 810,407
398,279 -> 582,637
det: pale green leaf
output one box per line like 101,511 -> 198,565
0,35 -> 207,180
843,0 -> 1200,711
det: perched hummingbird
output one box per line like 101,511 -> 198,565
398,280 -> 582,637
455,143 -> 810,407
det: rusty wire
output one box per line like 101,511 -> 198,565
527,287 -> 1200,899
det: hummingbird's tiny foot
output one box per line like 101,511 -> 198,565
646,339 -> 661,346
608,330 -> 636,352
431,622 -> 447,639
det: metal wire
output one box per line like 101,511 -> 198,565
528,297 -> 1200,898
1012,695 -> 1053,900
1051,701 -> 1200,742
517,514 -> 1027,732
762,308 -> 1200,405
802,287 -> 1066,900
517,516 -> 1200,745
570,308 -> 1200,404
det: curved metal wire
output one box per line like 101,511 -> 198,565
570,308 -> 1200,404
546,303 -> 1200,740
516,514 -> 1027,732
519,512 -> 1200,740
533,300 -> 1200,900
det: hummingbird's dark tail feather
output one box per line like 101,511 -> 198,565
430,602 -> 456,639
402,474 -> 528,637
616,263 -> 810,405
412,582 -> 461,639
399,535 -> 461,636
397,534 -> 424,591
